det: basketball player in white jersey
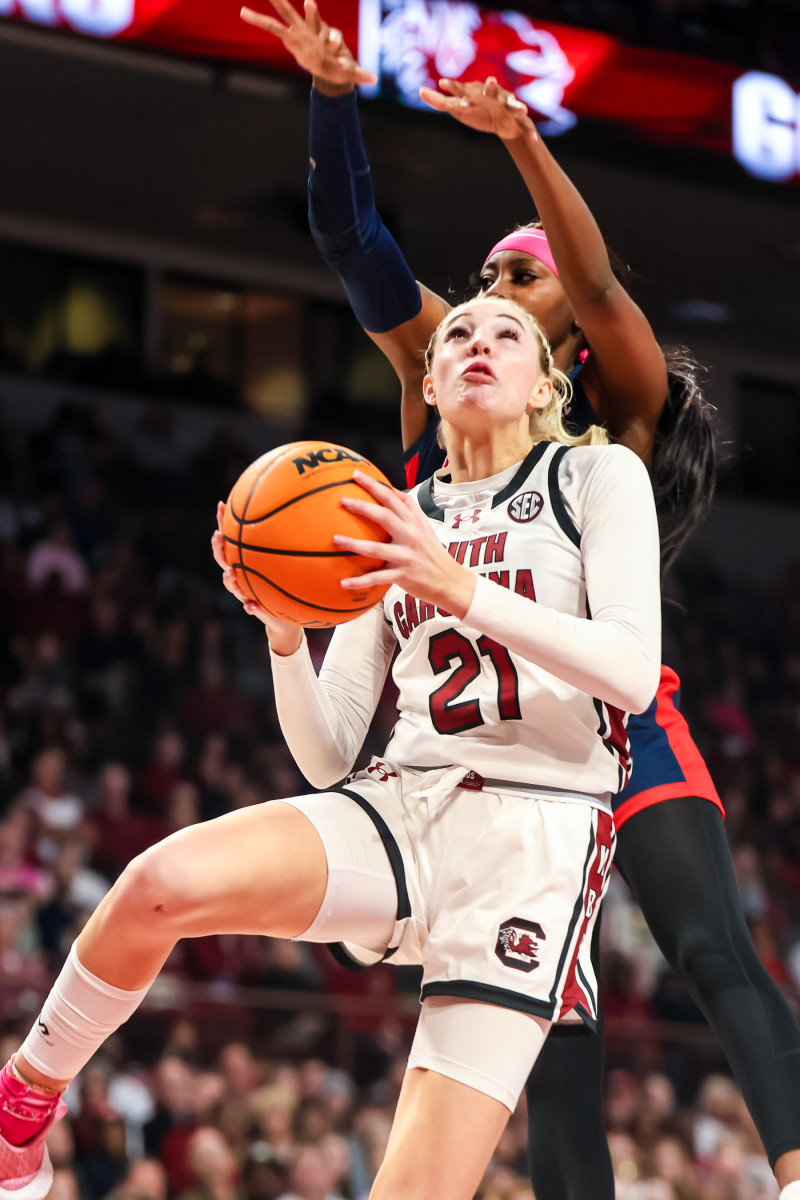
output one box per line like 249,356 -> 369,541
0,296 -> 660,1200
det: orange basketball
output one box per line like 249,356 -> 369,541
221,441 -> 392,627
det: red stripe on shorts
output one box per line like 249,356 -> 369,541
559,810 -> 615,1020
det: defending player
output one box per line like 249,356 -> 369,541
0,297 -> 659,1200
238,4 -> 800,1197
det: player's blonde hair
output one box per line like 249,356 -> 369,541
424,297 -> 608,449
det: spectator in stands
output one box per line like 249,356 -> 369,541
277,1142 -> 345,1200
15,747 -> 85,866
181,1126 -> 241,1200
108,1157 -> 169,1200
26,519 -> 89,596
86,761 -> 163,880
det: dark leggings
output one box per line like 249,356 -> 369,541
526,796 -> 800,1199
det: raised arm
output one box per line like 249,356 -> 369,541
307,82 -> 450,447
242,0 -> 449,448
420,79 -> 669,463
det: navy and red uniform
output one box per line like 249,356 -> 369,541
403,377 -> 723,831
306,86 -> 800,1190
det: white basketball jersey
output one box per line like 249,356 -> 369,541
382,441 -> 631,800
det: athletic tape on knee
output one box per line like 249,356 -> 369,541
779,1183 -> 800,1200
20,943 -> 150,1080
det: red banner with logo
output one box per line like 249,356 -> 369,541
2,0 -> 799,181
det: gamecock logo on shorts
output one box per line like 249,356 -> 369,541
495,917 -> 546,972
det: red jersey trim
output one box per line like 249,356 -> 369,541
614,782 -> 725,831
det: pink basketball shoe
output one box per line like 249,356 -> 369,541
0,1060 -> 67,1200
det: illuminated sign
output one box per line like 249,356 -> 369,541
357,0 -> 599,134
733,72 -> 800,182
0,0 -> 134,34
2,0 -> 799,183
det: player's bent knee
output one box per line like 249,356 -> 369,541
113,842 -> 198,927
675,924 -> 753,999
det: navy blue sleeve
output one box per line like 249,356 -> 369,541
403,419 -> 446,487
308,88 -> 422,335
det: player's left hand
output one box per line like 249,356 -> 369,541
241,0 -> 376,87
419,77 -> 536,142
336,472 -> 476,618
212,503 -> 303,656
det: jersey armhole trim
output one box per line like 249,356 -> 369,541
547,446 -> 581,549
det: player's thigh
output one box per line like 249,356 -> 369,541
614,795 -> 738,958
124,799 -> 330,939
370,1067 -> 510,1200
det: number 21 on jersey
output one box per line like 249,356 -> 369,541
428,631 -> 522,735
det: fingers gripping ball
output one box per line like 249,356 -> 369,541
222,441 -> 391,627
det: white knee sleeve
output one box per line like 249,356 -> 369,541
780,1184 -> 800,1200
407,996 -> 550,1113
20,943 -> 150,1080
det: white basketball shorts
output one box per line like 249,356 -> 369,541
281,759 -> 615,1030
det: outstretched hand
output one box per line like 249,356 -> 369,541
241,0 -> 376,87
335,472 -> 476,619
419,77 -> 536,142
211,502 -> 303,655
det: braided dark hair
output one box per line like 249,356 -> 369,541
653,349 -> 716,574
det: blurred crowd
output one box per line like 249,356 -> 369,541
530,0 -> 800,75
0,1035 -> 784,1200
0,392 -> 799,1199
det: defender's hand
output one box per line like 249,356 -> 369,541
241,0 -> 376,87
420,77 -> 536,142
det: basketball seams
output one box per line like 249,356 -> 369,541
231,559 -> 377,616
223,538 -> 357,559
228,456 -> 276,607
230,477 -> 366,524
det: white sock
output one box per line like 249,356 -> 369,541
20,943 -> 151,1082
780,1183 -> 800,1200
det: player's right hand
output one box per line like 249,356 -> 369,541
212,503 -> 303,656
241,0 -> 376,88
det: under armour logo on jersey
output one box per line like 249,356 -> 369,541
367,760 -> 397,782
507,491 -> 544,523
451,508 -> 482,529
495,918 -> 546,972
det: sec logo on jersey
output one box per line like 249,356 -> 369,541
507,491 -> 544,523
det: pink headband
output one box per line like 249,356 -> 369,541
483,229 -> 559,277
